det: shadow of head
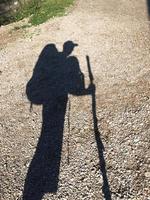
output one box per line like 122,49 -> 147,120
63,40 -> 78,56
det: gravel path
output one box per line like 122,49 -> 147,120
0,0 -> 150,200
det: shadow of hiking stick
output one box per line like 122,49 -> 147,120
86,55 -> 112,200
147,0 -> 150,20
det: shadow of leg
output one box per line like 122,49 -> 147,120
23,96 -> 68,200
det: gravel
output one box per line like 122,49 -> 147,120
0,0 -> 150,199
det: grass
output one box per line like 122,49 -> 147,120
0,0 -> 74,26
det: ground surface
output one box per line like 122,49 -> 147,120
0,0 -> 150,200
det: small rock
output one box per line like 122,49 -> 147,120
145,172 -> 150,178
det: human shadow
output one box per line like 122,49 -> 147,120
23,41 -> 93,200
147,0 -> 150,20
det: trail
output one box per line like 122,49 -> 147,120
0,0 -> 150,199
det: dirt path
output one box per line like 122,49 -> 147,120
0,0 -> 150,200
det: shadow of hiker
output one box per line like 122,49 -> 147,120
23,41 -> 93,200
23,41 -> 112,200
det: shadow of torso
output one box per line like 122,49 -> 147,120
26,46 -> 85,105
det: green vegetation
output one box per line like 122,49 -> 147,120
0,0 -> 74,26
